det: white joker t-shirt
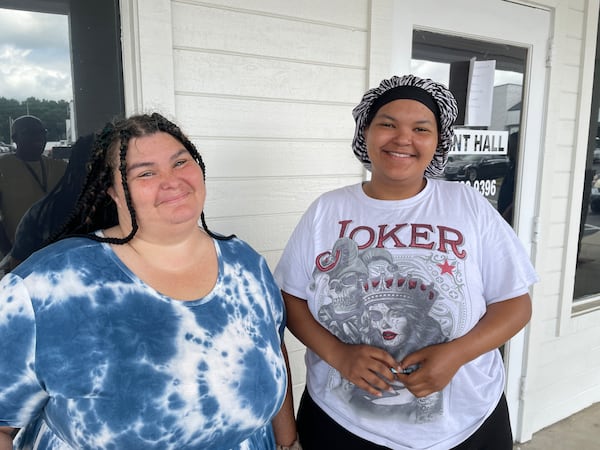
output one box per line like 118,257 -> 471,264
275,179 -> 538,450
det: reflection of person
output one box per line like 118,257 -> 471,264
275,75 -> 538,449
0,134 -> 94,273
0,115 -> 67,255
0,113 -> 298,449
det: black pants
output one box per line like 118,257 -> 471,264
297,390 -> 513,450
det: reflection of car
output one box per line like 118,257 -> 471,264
444,154 -> 511,182
591,176 -> 600,213
49,145 -> 72,160
0,142 -> 12,153
594,148 -> 600,163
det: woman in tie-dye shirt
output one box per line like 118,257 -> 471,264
0,113 -> 298,450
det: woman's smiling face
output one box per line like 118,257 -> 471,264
108,132 -> 205,237
364,99 -> 438,198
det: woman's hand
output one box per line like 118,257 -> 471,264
282,291 -> 398,396
330,343 -> 399,397
394,342 -> 463,397
397,294 -> 532,398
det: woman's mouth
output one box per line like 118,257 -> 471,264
157,191 -> 190,205
384,150 -> 413,158
383,331 -> 397,340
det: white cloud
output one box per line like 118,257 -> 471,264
0,8 -> 72,101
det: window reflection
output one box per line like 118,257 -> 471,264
573,15 -> 600,303
0,8 -> 73,152
0,8 -> 72,267
0,0 -> 125,273
574,118 -> 600,301
411,30 -> 526,219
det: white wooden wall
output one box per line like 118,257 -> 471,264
119,0 -> 600,441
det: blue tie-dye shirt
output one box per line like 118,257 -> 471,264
0,236 -> 287,449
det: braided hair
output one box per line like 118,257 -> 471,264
50,112 -> 232,245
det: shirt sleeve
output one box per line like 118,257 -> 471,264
0,273 -> 48,427
273,201 -> 319,301
476,193 -> 539,304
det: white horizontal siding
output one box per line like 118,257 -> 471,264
174,97 -> 355,139
203,176 -> 359,218
173,49 -> 366,103
179,0 -> 369,28
195,140 -> 362,178
171,2 -> 368,66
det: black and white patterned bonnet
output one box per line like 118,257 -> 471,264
352,75 -> 459,177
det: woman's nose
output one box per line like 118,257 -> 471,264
391,128 -> 411,145
159,171 -> 179,187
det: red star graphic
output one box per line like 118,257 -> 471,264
438,260 -> 455,275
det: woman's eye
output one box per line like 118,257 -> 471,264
174,159 -> 188,167
138,171 -> 154,178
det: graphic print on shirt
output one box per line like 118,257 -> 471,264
310,221 -> 468,424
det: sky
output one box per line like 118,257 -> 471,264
0,8 -> 72,102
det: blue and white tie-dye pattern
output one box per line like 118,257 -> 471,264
0,236 -> 287,449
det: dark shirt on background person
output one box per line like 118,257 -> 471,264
0,115 -> 67,255
0,134 -> 95,272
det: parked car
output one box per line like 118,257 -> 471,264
48,145 -> 72,160
444,154 -> 511,182
590,175 -> 600,213
0,142 -> 13,153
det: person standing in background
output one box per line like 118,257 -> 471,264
0,115 -> 66,255
0,133 -> 94,273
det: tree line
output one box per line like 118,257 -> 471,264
0,97 -> 70,144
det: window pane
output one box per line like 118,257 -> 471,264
411,30 -> 526,222
0,0 -> 124,273
0,8 -> 72,262
573,16 -> 600,302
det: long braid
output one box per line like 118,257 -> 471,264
48,123 -> 119,242
49,112 -> 232,245
112,129 -> 139,243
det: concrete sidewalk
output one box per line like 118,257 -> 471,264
513,402 -> 600,449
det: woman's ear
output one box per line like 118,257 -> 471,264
107,186 -> 121,208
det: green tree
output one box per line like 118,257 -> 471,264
0,97 -> 70,145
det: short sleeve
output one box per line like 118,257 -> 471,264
0,273 -> 48,427
477,196 -> 539,304
273,201 -> 319,301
